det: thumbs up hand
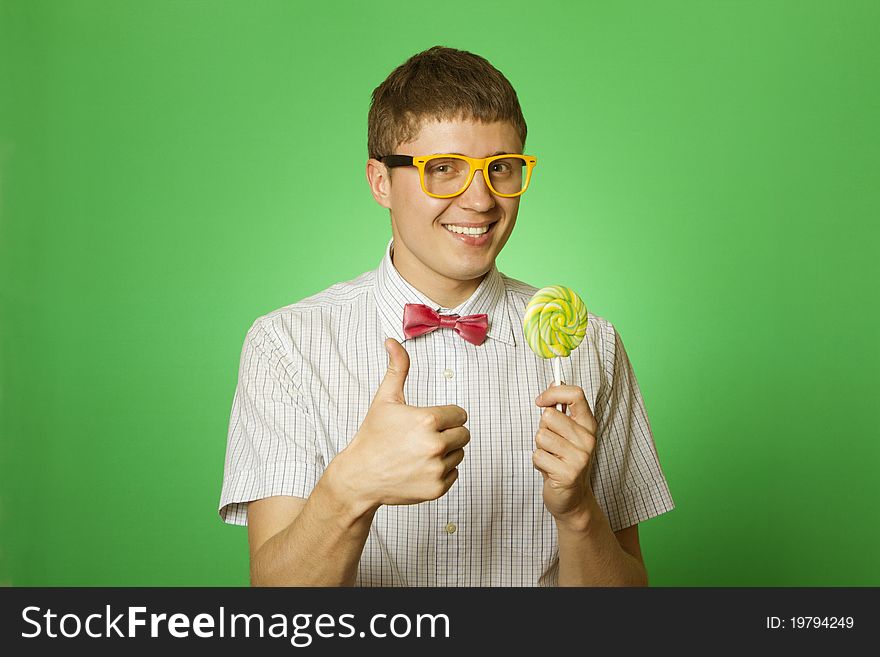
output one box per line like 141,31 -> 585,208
333,338 -> 470,509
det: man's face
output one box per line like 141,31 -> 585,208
370,117 -> 524,294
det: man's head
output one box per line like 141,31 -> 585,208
366,46 -> 531,306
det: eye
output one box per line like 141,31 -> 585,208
426,158 -> 463,177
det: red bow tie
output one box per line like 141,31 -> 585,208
402,303 -> 489,346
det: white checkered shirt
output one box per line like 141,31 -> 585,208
219,238 -> 675,586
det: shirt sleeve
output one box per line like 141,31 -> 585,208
589,320 -> 675,532
218,318 -> 324,526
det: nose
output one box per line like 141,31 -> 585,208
457,167 -> 496,212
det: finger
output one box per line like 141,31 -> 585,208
532,448 -> 566,478
377,338 -> 410,404
430,404 -> 468,430
535,427 -> 584,463
441,466 -> 459,492
535,385 -> 597,432
532,459 -> 549,480
538,408 -> 596,453
441,447 -> 465,473
440,426 -> 470,452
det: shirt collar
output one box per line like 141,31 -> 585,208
373,237 -> 516,347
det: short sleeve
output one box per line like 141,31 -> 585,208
218,319 -> 324,526
589,320 -> 675,532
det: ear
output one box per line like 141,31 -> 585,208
366,158 -> 392,209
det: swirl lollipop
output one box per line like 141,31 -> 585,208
523,285 -> 588,412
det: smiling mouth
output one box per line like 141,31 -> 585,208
442,221 -> 498,236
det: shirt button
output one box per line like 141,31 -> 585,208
443,368 -> 454,379
445,522 -> 457,534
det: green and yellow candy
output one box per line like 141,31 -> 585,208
523,285 -> 588,358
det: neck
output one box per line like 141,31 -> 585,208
391,246 -> 486,309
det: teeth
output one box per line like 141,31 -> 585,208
445,224 -> 490,236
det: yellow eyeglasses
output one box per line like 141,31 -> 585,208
379,153 -> 538,199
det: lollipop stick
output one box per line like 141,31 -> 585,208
552,357 -> 567,414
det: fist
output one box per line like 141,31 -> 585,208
532,383 -> 598,522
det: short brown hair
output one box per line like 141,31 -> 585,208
367,46 -> 528,160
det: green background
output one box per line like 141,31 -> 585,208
1,0 -> 878,586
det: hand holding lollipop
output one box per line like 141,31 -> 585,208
523,285 -> 589,413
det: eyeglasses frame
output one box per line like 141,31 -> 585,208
378,153 -> 538,199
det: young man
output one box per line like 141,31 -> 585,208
218,46 -> 675,586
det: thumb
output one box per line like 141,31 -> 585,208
376,338 -> 410,403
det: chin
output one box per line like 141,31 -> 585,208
446,258 -> 493,281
